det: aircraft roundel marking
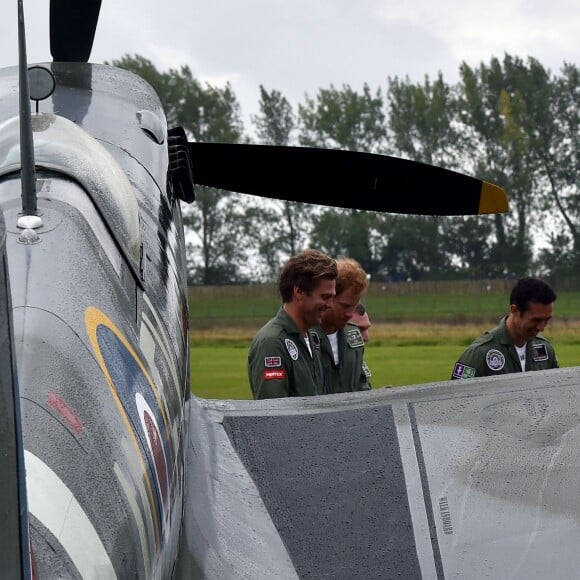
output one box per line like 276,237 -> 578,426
85,306 -> 173,545
25,450 -> 116,578
136,393 -> 170,516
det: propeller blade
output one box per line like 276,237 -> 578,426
50,0 -> 102,62
188,143 -> 508,216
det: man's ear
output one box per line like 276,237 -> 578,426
510,304 -> 519,316
293,285 -> 305,301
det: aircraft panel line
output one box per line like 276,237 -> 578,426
392,403 -> 440,579
408,403 -> 446,580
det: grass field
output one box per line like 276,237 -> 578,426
190,320 -> 580,400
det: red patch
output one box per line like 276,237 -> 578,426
47,392 -> 83,434
263,369 -> 286,380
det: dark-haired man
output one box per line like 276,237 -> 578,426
248,249 -> 337,399
451,277 -> 559,379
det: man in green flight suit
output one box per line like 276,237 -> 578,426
451,277 -> 559,380
248,249 -> 337,399
315,258 -> 372,393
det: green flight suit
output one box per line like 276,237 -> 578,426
316,322 -> 372,394
248,308 -> 325,399
451,315 -> 559,380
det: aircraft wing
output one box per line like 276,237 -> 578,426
176,367 -> 580,579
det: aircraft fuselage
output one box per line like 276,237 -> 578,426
0,62 -> 189,578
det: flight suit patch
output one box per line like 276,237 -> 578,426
285,339 -> 299,360
345,327 -> 364,348
310,331 -> 321,349
485,349 -> 505,371
263,369 -> 286,380
532,343 -> 548,361
264,356 -> 282,367
362,361 -> 372,378
453,363 -> 476,379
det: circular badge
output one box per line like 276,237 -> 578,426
285,339 -> 299,360
485,349 -> 506,371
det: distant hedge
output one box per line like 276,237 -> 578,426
188,279 -> 580,327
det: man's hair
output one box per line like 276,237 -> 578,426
510,277 -> 557,313
354,303 -> 367,316
335,258 -> 369,296
279,249 -> 338,302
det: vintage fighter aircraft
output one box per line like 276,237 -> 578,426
4,1 -> 580,579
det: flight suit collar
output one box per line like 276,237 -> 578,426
312,324 -> 340,359
497,315 -> 513,345
276,308 -> 322,350
276,307 -> 303,336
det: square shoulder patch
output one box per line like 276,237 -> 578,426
264,356 -> 282,368
345,327 -> 364,348
532,343 -> 548,361
452,362 -> 476,379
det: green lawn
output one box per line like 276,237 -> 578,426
190,343 -> 580,400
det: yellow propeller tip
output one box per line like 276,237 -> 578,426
479,182 -> 509,214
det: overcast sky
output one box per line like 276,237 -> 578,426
2,0 -> 579,130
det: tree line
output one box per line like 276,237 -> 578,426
111,54 -> 579,285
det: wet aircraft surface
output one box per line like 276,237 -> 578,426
6,1 -> 578,579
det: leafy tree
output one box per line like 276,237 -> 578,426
534,232 -> 577,278
185,189 -> 251,285
386,73 -> 491,278
531,63 -> 580,273
387,73 -> 458,166
373,215 -> 455,282
252,86 -> 296,145
457,54 -> 554,276
439,217 -> 495,278
296,84 -> 388,272
309,208 -> 380,275
249,86 -> 312,279
298,83 -> 387,152
167,69 -> 249,284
